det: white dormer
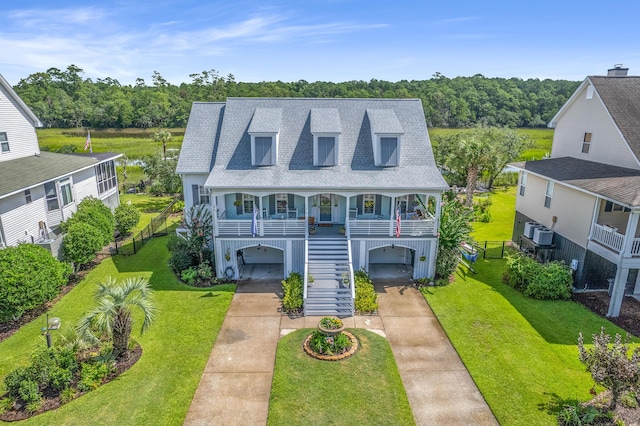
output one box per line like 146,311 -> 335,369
367,109 -> 403,167
248,108 -> 282,166
311,108 -> 341,166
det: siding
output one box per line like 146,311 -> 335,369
515,172 -> 595,247
0,189 -> 48,245
182,174 -> 209,211
0,84 -> 40,162
552,83 -> 640,170
351,238 -> 434,279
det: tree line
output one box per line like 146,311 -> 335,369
13,65 -> 580,129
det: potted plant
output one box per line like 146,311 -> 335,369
419,255 -> 426,261
224,248 -> 231,261
233,199 -> 242,207
339,226 -> 346,235
342,272 -> 350,287
309,226 -> 317,235
308,274 -> 315,286
317,316 -> 345,337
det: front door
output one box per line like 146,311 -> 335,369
319,194 -> 332,222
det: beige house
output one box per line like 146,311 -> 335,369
511,65 -> 640,317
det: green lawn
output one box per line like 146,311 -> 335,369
268,329 -> 415,426
119,193 -> 179,235
471,186 -> 516,242
0,236 -> 234,425
422,259 -> 632,425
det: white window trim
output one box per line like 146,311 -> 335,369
312,133 -> 339,166
519,172 -> 527,196
250,133 -> 278,166
544,180 -> 554,208
60,178 -> 73,207
373,133 -> 401,167
582,132 -> 592,154
363,194 -> 375,214
0,132 -> 9,153
276,193 -> 287,214
242,194 -> 255,214
199,186 -> 210,205
586,85 -> 594,99
396,195 -> 408,213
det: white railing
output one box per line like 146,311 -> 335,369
303,239 -> 309,308
217,219 -> 305,236
591,223 -> 624,253
346,236 -> 355,315
632,238 -> 640,256
348,219 -> 435,237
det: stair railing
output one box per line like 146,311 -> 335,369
345,221 -> 355,315
303,238 -> 309,313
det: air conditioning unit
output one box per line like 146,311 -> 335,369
524,222 -> 542,238
533,227 -> 553,245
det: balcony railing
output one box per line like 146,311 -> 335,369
632,238 -> 640,256
348,218 -> 435,237
216,219 -> 305,236
591,223 -> 624,253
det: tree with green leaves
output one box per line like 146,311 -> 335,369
436,191 -> 474,280
63,222 -> 103,273
114,202 -> 141,235
153,129 -> 172,160
78,277 -> 156,359
184,204 -> 213,264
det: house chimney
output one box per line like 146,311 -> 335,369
607,64 -> 628,77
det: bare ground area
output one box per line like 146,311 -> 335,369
572,291 -> 640,337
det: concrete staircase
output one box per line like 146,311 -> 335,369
305,238 -> 354,316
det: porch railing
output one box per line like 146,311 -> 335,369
632,238 -> 640,256
216,219 -> 305,236
348,218 -> 435,237
591,223 -> 624,253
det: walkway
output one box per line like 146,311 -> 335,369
184,279 -> 497,425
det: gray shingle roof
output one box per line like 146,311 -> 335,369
247,108 -> 282,134
176,102 -> 225,174
511,157 -> 640,207
310,108 -> 341,133
0,151 -> 121,199
366,108 -> 404,134
589,76 -> 640,162
178,98 -> 448,191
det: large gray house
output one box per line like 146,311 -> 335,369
176,98 -> 448,315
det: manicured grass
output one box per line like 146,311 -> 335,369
0,236 -> 235,425
37,128 -> 185,159
421,259 -> 634,425
268,329 -> 415,426
471,186 -> 516,242
119,193 -> 179,235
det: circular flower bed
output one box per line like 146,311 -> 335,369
303,317 -> 358,361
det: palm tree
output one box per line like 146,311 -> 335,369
78,277 -> 156,359
153,130 -> 172,161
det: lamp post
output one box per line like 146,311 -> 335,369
42,314 -> 61,348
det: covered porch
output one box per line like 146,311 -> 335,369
588,199 -> 640,261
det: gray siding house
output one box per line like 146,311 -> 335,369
511,66 -> 640,317
0,74 -> 121,256
176,98 -> 448,315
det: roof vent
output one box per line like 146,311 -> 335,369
607,64 -> 628,77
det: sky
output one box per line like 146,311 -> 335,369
1,0 -> 639,86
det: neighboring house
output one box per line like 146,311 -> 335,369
511,65 -> 640,317
176,98 -> 448,316
0,74 -> 121,257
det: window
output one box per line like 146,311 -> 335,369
95,161 -> 117,194
396,195 -> 408,214
242,194 -> 255,214
380,137 -> 398,166
60,178 -> 73,206
44,182 -> 59,211
363,194 -> 375,214
253,136 -> 273,166
199,186 -> 210,205
586,85 -> 594,99
276,193 -> 287,214
25,189 -> 32,204
519,172 -> 527,196
0,132 -> 8,152
582,132 -> 592,154
544,181 -> 554,208
315,136 -> 337,166
604,201 -> 627,212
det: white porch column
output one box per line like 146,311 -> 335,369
428,239 -> 438,278
389,196 -> 396,237
607,267 -> 630,317
211,193 -> 219,237
588,199 -> 601,240
621,212 -> 640,257
304,196 -> 309,238
258,196 -> 264,237
633,271 -> 640,295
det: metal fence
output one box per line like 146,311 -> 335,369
113,196 -> 180,255
479,240 -> 507,259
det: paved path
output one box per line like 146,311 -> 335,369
184,279 -> 497,425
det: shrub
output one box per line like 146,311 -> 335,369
180,261 -> 214,286
0,244 -> 72,323
524,261 -> 572,300
171,200 -> 184,214
435,246 -> 460,282
167,235 -> 198,274
504,254 -> 573,300
578,328 -> 640,410
60,387 -> 77,405
61,196 -> 114,246
18,379 -> 42,405
473,197 -> 492,223
354,269 -> 378,313
4,367 -> 31,396
78,361 -> 113,392
282,272 -> 303,312
436,190 -> 474,279
0,396 -> 16,414
114,203 -> 141,235
308,330 -> 352,355
149,181 -> 164,196
63,222 -> 104,272
556,402 -> 601,426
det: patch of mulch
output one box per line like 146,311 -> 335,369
572,292 -> 640,337
585,390 -> 640,425
0,345 -> 142,422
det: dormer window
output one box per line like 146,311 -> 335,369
252,135 -> 275,166
367,109 -> 403,167
311,108 -> 341,166
248,108 -> 282,166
